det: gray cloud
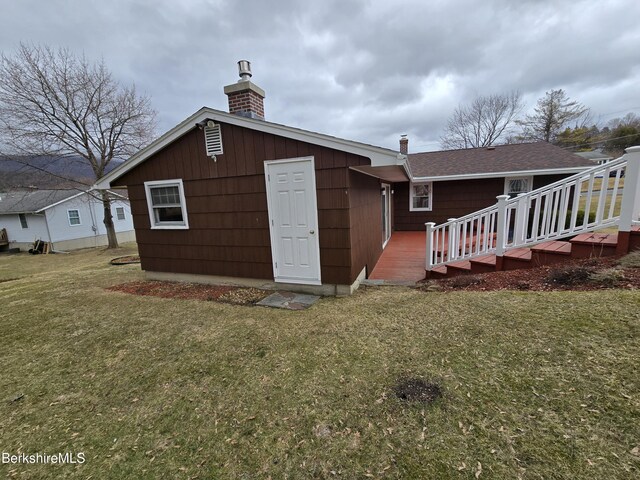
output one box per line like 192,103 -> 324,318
1,0 -> 639,151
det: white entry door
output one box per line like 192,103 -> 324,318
265,157 -> 321,285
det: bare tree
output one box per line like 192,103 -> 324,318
517,89 -> 589,143
0,44 -> 156,248
440,92 -> 523,150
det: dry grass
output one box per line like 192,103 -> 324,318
1,246 -> 639,479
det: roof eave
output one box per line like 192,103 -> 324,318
95,107 -> 400,189
411,166 -> 591,183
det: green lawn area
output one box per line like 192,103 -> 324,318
1,246 -> 639,479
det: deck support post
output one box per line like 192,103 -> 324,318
617,146 -> 640,254
495,195 -> 510,271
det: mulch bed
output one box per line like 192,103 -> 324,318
107,281 -> 270,305
420,255 -> 640,292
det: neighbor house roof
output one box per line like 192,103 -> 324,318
407,142 -> 593,181
575,150 -> 614,163
0,189 -> 126,214
96,107 -> 404,189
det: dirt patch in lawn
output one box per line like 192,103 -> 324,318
107,281 -> 270,305
421,254 -> 640,293
393,377 -> 442,404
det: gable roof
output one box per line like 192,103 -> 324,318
95,107 -> 403,189
407,142 -> 593,181
0,189 -> 125,214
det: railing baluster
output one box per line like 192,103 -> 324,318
570,178 -> 582,230
608,168 -> 622,220
583,173 -> 596,227
595,166 -> 611,224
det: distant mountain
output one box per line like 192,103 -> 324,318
0,156 -> 124,190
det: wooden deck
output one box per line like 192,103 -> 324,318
369,231 -> 426,282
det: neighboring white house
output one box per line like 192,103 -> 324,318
0,189 -> 135,251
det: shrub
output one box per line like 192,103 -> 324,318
547,265 -> 593,286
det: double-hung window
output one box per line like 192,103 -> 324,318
68,209 -> 81,226
115,206 -> 125,220
144,179 -> 189,229
19,213 -> 28,229
409,182 -> 433,211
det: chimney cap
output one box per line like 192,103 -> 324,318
238,60 -> 252,82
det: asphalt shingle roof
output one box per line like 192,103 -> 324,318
0,189 -> 80,214
408,142 -> 593,178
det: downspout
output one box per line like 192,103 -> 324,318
43,211 -> 54,251
87,193 -> 100,247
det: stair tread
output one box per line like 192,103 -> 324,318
430,265 -> 447,275
571,232 -> 618,246
447,260 -> 472,271
470,254 -> 497,266
504,248 -> 532,260
531,240 -> 572,255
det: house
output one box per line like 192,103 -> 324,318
95,61 -> 593,294
575,149 -> 614,165
396,141 -> 594,229
0,189 -> 135,251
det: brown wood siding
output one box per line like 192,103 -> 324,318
348,171 -> 383,280
394,173 -> 577,230
113,122 -> 370,285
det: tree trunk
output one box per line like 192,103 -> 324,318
102,191 -> 119,248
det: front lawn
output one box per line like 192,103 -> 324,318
1,246 -> 638,479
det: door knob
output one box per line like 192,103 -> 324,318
310,230 -> 315,234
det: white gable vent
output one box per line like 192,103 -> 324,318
204,122 -> 223,158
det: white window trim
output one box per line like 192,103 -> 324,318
67,209 -> 82,226
409,181 -> 433,212
115,206 -> 125,221
504,176 -> 533,197
19,213 -> 28,229
144,179 -> 189,230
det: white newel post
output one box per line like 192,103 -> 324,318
425,222 -> 435,270
495,195 -> 510,268
619,146 -> 640,232
447,218 -> 457,262
514,193 -> 528,246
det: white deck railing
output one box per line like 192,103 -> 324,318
426,146 -> 640,270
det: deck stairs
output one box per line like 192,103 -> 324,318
428,228 -> 640,278
425,146 -> 640,279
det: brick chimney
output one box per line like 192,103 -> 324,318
399,135 -> 408,154
223,60 -> 265,120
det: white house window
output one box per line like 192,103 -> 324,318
409,182 -> 432,211
115,206 -> 125,220
68,209 -> 81,226
144,179 -> 189,229
505,176 -> 533,197
19,213 -> 28,229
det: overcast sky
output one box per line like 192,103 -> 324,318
1,0 -> 639,152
